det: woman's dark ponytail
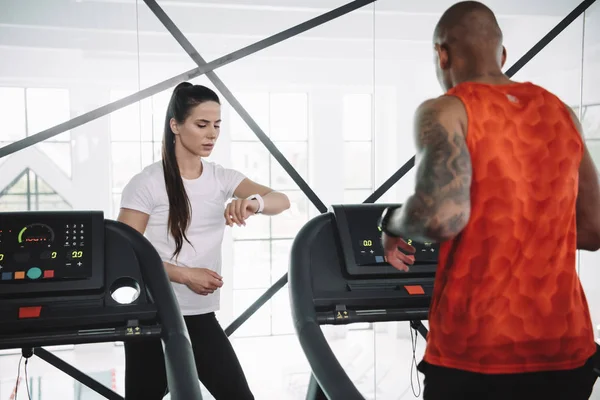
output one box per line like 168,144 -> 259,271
162,82 -> 220,259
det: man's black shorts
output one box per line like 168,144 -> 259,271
418,354 -> 598,400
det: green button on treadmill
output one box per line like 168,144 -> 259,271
27,267 -> 42,280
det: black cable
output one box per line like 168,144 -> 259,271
25,358 -> 32,400
14,356 -> 23,399
409,324 -> 422,398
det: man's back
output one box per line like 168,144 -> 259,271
424,81 -> 596,374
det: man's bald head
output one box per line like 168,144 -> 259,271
432,1 -> 507,92
434,1 -> 503,48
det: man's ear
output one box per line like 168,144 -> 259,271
501,46 -> 507,68
435,43 -> 450,70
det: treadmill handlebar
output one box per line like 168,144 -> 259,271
290,215 -> 364,400
296,321 -> 363,400
106,220 -> 203,400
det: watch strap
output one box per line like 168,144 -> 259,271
378,206 -> 402,237
247,194 -> 264,214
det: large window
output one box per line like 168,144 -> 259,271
583,105 -> 600,192
0,87 -> 72,176
573,103 -> 600,166
341,94 -> 375,332
0,169 -> 71,211
109,90 -> 170,217
230,92 -> 310,337
343,93 -> 374,203
580,104 -> 600,139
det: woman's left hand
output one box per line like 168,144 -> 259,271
224,198 -> 259,226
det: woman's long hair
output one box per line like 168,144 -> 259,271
162,82 -> 220,259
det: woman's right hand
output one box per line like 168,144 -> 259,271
182,268 -> 223,296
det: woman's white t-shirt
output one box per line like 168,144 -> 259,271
120,159 -> 246,316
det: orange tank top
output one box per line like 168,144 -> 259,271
423,81 -> 596,374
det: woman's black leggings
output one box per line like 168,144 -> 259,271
124,312 -> 254,400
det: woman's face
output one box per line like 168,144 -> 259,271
172,101 -> 221,157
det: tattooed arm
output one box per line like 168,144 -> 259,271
386,95 -> 472,243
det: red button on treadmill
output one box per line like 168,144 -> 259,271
44,270 -> 54,278
19,306 -> 42,319
404,285 -> 425,295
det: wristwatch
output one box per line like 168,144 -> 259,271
377,206 -> 401,237
247,194 -> 264,214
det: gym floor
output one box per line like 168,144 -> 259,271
0,323 -> 425,400
2,323 -> 599,399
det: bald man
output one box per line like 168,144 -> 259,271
377,1 -> 600,399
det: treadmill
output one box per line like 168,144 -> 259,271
289,204 -> 437,400
0,211 -> 203,400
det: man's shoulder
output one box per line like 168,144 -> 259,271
415,95 -> 468,127
418,95 -> 466,112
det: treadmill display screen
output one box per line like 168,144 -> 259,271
344,206 -> 439,266
0,216 -> 94,283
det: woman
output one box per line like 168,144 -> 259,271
118,82 -> 290,399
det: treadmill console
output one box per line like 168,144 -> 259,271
291,202 -> 437,330
0,211 -> 104,296
332,204 -> 438,277
0,211 -> 203,399
0,211 -> 160,350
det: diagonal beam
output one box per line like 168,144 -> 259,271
144,0 -> 332,213
0,0 -> 376,161
34,347 -> 124,400
364,0 -> 597,204
505,0 -> 596,77
224,272 -> 289,337
363,156 -> 415,204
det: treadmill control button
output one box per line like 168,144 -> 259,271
19,306 -> 42,319
27,267 -> 42,280
404,285 -> 425,295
